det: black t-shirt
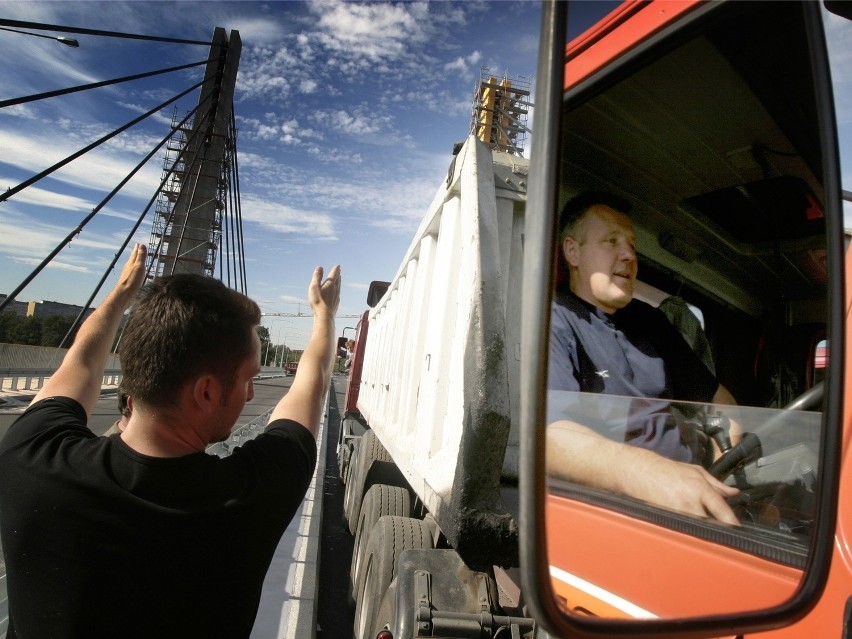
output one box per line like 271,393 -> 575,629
0,396 -> 317,638
548,290 -> 718,462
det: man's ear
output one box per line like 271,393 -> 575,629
191,374 -> 223,414
563,236 -> 580,267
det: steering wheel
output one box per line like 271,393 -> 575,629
780,381 -> 823,412
708,382 -> 824,481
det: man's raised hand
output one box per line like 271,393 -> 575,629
309,265 -> 341,319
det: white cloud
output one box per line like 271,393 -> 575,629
237,115 -> 324,145
236,46 -> 299,101
0,209 -> 130,268
445,57 -> 468,74
15,257 -> 90,274
299,79 -> 318,94
231,0 -> 475,107
219,17 -> 288,45
0,178 -> 93,212
306,146 -> 362,164
257,124 -> 280,140
0,129 -> 162,202
116,102 -> 176,129
310,108 -> 392,137
444,50 -> 483,76
2,104 -> 38,119
240,195 -> 337,241
312,1 -> 430,63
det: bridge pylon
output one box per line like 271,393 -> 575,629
148,27 -> 241,280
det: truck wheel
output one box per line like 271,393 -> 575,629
345,429 -> 392,534
353,516 -> 433,639
342,439 -> 361,523
338,416 -> 367,484
350,484 -> 411,597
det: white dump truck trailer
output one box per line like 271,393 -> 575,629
337,130 -> 536,639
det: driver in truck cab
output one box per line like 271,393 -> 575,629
547,192 -> 741,525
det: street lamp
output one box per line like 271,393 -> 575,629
263,338 -> 272,367
275,326 -> 285,369
279,335 -> 290,368
0,26 -> 79,47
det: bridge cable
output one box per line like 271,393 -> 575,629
225,168 -> 235,289
0,73 -> 215,205
231,111 -> 248,294
0,80 -> 215,314
0,18 -> 211,46
0,60 -> 209,109
225,131 -> 237,289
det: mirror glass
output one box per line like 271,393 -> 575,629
545,0 -> 832,620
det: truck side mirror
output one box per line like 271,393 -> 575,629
367,281 -> 390,308
520,1 -> 845,637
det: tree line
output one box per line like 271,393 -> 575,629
0,312 -> 80,347
0,312 -> 299,366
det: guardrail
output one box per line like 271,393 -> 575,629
0,367 -> 286,400
0,368 -> 123,396
206,409 -> 274,457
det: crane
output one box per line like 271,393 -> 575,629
261,312 -> 361,318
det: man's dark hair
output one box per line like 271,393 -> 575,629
559,191 -> 632,243
119,274 -> 261,407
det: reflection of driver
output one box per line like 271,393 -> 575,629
547,192 -> 739,524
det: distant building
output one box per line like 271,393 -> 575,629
0,294 -> 29,317
1,295 -> 97,320
26,300 -> 95,320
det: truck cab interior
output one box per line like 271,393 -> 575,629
529,0 -> 845,633
554,1 -> 829,412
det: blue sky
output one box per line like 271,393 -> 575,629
1,2 -> 850,349
0,1 -> 543,348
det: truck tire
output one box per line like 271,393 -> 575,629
354,516 -> 433,639
342,439 -> 361,523
350,484 -> 411,597
344,429 -> 392,534
338,416 -> 367,484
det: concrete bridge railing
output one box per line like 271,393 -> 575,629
0,368 -> 124,395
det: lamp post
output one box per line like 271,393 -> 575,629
275,326 -> 285,369
0,26 -> 79,47
279,336 -> 289,368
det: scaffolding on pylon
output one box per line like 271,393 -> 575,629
147,107 -> 225,280
470,68 -> 532,156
